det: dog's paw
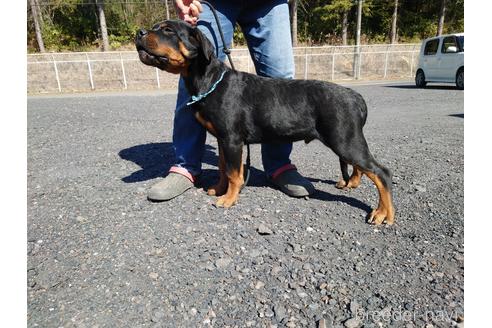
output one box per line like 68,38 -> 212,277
335,179 -> 347,189
207,183 -> 227,196
215,194 -> 238,208
336,179 -> 361,190
346,178 -> 361,189
367,208 -> 395,225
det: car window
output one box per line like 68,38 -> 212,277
424,39 -> 439,55
457,35 -> 464,51
441,36 -> 458,53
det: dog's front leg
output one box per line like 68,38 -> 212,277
215,141 -> 244,208
207,144 -> 228,196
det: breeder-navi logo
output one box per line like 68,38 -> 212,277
356,307 -> 461,324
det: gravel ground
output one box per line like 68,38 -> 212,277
27,82 -> 464,328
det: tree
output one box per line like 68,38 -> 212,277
341,8 -> 348,45
390,0 -> 398,44
304,0 -> 354,45
354,0 -> 362,79
29,0 -> 45,52
164,0 -> 170,20
95,0 -> 110,51
355,0 -> 362,47
289,0 -> 298,47
26,0 -> 463,52
437,0 -> 446,36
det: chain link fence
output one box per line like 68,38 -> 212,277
27,44 -> 420,94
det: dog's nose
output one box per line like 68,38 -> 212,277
137,28 -> 148,38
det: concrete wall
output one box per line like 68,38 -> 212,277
27,44 -> 420,94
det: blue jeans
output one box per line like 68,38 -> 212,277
172,0 -> 294,177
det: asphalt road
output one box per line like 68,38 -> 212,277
27,82 -> 464,328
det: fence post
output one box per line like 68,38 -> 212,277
155,67 -> 160,88
383,45 -> 390,79
86,53 -> 94,90
331,52 -> 335,81
304,47 -> 308,80
51,54 -> 61,92
353,46 -> 360,80
358,50 -> 363,79
120,52 -> 127,89
410,50 -> 415,78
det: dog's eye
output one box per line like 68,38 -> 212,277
163,26 -> 174,33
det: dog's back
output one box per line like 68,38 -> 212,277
219,71 -> 368,145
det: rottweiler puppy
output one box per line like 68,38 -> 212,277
135,20 -> 395,225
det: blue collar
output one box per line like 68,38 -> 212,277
187,71 -> 227,106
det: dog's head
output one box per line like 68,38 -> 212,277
135,20 -> 215,74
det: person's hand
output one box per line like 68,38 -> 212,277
174,0 -> 203,25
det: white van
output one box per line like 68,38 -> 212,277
415,33 -> 464,89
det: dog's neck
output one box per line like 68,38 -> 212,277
182,56 -> 228,99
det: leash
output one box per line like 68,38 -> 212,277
199,1 -> 251,189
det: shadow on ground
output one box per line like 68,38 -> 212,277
119,142 -> 373,213
385,84 -> 460,90
119,142 -> 270,189
307,177 -> 373,214
119,142 -> 218,183
199,165 -> 269,189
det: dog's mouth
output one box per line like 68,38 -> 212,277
136,44 -> 169,67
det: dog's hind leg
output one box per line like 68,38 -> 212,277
361,161 -> 394,225
326,136 -> 394,225
215,141 -> 244,208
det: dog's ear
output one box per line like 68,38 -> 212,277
192,27 -> 216,63
169,21 -> 215,62
174,26 -> 199,59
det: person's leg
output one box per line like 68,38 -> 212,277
238,0 -> 314,196
239,0 -> 295,79
239,0 -> 295,178
148,1 -> 238,201
170,78 -> 206,179
173,3 -> 236,175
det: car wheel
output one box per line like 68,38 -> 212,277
415,70 -> 427,88
456,68 -> 464,90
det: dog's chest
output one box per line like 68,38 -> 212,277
194,110 -> 218,136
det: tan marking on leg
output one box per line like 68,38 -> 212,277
336,165 -> 363,189
208,145 -> 228,196
363,171 -> 395,225
216,151 -> 244,208
346,165 -> 363,188
239,158 -> 244,185
194,112 -> 217,136
335,179 -> 347,189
